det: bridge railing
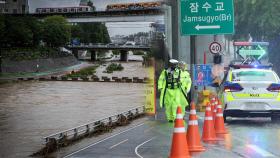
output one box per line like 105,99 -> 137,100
43,106 -> 145,145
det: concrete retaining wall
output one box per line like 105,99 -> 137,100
1,56 -> 79,73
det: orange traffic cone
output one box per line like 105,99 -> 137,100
187,102 -> 205,152
212,100 -> 218,123
210,97 -> 217,111
202,103 -> 217,142
215,101 -> 228,134
169,106 -> 191,158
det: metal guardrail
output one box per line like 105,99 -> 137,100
43,106 -> 145,145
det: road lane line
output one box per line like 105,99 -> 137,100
64,122 -> 145,158
109,139 -> 128,149
247,145 -> 276,157
135,137 -> 156,158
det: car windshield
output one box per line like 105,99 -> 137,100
231,70 -> 277,82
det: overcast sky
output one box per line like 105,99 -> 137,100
28,0 -> 161,36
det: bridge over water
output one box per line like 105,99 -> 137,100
66,45 -> 151,61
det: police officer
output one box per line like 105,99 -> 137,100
158,59 -> 192,122
179,61 -> 192,106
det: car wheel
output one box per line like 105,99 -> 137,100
223,115 -> 227,123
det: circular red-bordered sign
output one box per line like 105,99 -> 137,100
209,42 -> 222,54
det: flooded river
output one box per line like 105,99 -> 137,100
0,81 -> 146,158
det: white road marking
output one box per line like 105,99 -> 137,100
135,137 -> 156,158
109,139 -> 128,149
64,122 -> 145,158
247,145 -> 276,157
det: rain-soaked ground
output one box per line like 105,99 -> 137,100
0,62 -> 147,158
61,110 -> 280,158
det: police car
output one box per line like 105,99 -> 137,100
218,64 -> 280,122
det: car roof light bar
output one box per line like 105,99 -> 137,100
233,42 -> 269,46
229,64 -> 273,69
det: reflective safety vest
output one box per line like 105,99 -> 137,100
165,69 -> 181,89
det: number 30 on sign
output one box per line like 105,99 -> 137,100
209,42 -> 222,54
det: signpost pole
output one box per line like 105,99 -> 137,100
190,35 -> 196,99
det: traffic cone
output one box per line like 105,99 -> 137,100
210,97 -> 216,113
202,103 -> 217,142
212,100 -> 218,123
169,106 -> 191,158
187,102 -> 205,152
215,100 -> 228,134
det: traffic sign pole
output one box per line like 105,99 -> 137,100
190,36 -> 196,100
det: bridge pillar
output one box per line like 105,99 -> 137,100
120,50 -> 128,62
72,49 -> 79,59
91,51 -> 97,61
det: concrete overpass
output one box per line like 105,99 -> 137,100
10,9 -> 164,22
66,45 -> 151,61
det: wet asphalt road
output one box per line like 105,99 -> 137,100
62,112 -> 280,158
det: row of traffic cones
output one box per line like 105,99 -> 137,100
169,97 -> 228,158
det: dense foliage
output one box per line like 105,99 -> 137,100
65,66 -> 98,78
234,0 -> 280,73
0,15 -> 111,48
105,63 -> 124,73
71,23 -> 111,44
42,16 -> 71,47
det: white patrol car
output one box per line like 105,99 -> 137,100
218,65 -> 280,122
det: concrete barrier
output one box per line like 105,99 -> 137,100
61,76 -> 68,81
27,77 -> 35,81
144,77 -> 150,83
91,75 -> 98,79
81,77 -> 89,81
51,76 -> 58,80
137,79 -> 144,83
125,78 -> 132,83
115,78 -> 122,82
122,77 -> 128,81
93,77 -> 100,82
133,77 -> 139,83
71,77 -> 79,81
39,77 -> 46,81
104,78 -> 111,82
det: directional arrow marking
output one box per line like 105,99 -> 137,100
195,25 -> 221,30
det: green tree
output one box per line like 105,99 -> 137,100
4,16 -> 33,47
42,16 -> 71,47
74,23 -> 111,44
25,17 -> 43,47
0,15 -> 5,46
71,24 -> 83,39
234,0 -> 280,73
234,0 -> 280,41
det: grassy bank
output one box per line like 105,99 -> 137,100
2,47 -> 71,61
105,63 -> 124,73
65,65 -> 98,78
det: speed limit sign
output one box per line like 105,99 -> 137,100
209,42 -> 222,54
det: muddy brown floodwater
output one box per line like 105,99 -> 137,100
0,81 -> 146,158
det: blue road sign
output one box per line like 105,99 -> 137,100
72,39 -> 80,46
193,64 -> 212,86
